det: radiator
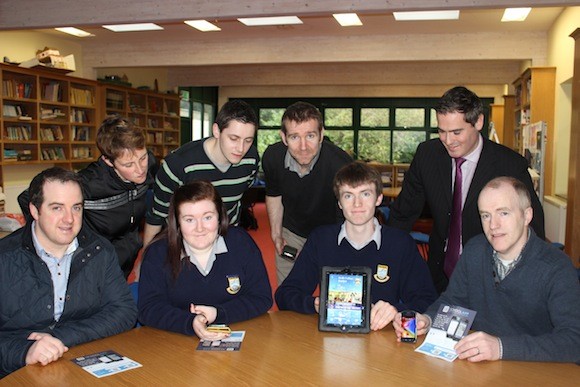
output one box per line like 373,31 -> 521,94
543,195 -> 567,244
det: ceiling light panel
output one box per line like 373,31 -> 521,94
238,16 -> 303,26
184,20 -> 221,32
55,27 -> 92,37
501,8 -> 532,22
333,13 -> 362,27
102,23 -> 164,32
393,10 -> 460,21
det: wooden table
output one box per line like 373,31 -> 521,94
4,312 -> 577,385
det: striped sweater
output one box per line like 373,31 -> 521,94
147,138 -> 258,226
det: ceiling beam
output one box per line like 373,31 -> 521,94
1,0 -> 577,30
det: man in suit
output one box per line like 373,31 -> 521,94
388,86 -> 544,293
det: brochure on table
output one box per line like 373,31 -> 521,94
196,331 -> 246,351
71,350 -> 142,378
415,304 -> 477,362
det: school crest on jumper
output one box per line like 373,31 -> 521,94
374,264 -> 390,283
226,276 -> 241,294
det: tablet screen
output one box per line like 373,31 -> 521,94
326,272 -> 365,326
319,266 -> 371,333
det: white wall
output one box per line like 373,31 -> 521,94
0,31 -> 85,77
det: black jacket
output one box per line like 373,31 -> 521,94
18,155 -> 156,277
0,223 -> 137,378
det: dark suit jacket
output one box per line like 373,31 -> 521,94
387,136 -> 545,293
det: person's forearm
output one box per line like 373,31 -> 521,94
265,196 -> 283,241
143,223 -> 162,247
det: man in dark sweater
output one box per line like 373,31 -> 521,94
262,101 -> 352,285
393,177 -> 580,363
275,162 -> 437,331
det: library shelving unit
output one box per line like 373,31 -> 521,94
1,63 -> 99,187
512,67 -> 556,196
100,84 -> 180,160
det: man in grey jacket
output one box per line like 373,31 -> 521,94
393,176 -> 580,363
0,167 -> 137,378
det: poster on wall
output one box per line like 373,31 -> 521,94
522,121 -> 546,200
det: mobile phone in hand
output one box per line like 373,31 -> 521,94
281,245 -> 298,262
401,310 -> 417,343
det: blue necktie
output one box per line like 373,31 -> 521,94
444,157 -> 466,278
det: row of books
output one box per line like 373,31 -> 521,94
72,146 -> 92,159
70,87 -> 94,106
4,148 -> 33,161
3,104 -> 30,118
2,147 -> 94,161
148,118 -> 160,129
71,108 -> 91,123
40,107 -> 66,121
2,80 -> 34,99
5,125 -> 32,141
106,92 -> 124,110
72,126 -> 91,141
41,81 -> 63,102
41,147 -> 66,161
146,132 -> 164,144
40,126 -> 65,141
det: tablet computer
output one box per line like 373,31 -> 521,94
318,266 -> 372,333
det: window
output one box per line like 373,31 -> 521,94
243,97 -> 492,164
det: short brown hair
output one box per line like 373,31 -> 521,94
281,101 -> 323,134
333,162 -> 382,199
96,115 -> 145,161
29,167 -> 83,210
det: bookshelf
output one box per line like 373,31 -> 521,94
512,67 -> 556,196
1,63 -> 99,188
100,84 -> 180,160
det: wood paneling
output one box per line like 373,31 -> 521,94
565,28 -> 580,267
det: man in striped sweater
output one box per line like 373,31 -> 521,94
143,100 -> 259,246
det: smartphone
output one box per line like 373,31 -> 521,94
400,310 -> 417,343
281,245 -> 298,262
454,319 -> 468,340
446,316 -> 460,339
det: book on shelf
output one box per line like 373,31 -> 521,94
73,126 -> 90,141
2,79 -> 34,99
2,104 -> 31,119
42,81 -> 62,102
72,146 -> 92,159
148,118 -> 159,128
41,147 -> 66,161
40,107 -> 66,121
40,126 -> 64,141
4,149 -> 33,161
70,108 -> 89,123
106,92 -> 124,110
70,87 -> 94,105
17,149 -> 33,161
5,125 -> 32,140
149,99 -> 158,114
3,149 -> 18,160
